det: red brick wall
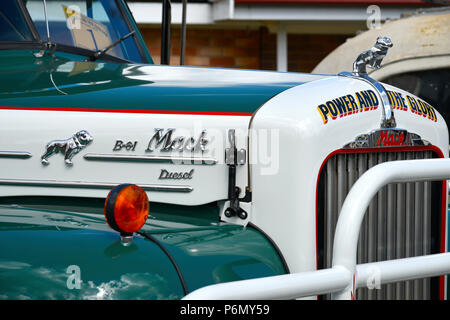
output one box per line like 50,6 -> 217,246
140,26 -> 349,73
288,33 -> 350,72
141,27 -> 260,69
258,28 -> 350,72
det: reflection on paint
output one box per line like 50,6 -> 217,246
0,260 -> 180,300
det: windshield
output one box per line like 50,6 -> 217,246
383,68 -> 450,127
1,0 -> 146,63
0,1 -> 34,41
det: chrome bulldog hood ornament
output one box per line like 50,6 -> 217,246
353,36 -> 393,76
41,130 -> 93,166
339,36 -> 396,129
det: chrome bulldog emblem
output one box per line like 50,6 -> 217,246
41,130 -> 93,166
353,36 -> 393,76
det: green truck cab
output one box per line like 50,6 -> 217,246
0,0 -> 288,300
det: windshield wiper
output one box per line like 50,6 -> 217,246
34,0 -> 56,58
85,31 -> 136,62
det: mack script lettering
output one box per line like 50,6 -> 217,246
146,129 -> 208,152
376,130 -> 405,147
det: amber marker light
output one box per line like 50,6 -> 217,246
105,184 -> 149,242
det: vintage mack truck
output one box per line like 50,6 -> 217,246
0,0 -> 448,300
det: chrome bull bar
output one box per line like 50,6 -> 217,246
183,158 -> 450,300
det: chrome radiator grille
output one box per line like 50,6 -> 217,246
317,150 -> 443,300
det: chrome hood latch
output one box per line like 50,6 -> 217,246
224,129 -> 250,220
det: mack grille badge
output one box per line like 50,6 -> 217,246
41,130 -> 93,166
343,129 -> 430,149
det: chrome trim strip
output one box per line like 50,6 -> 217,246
338,72 -> 396,128
0,151 -> 32,159
84,153 -> 217,165
0,178 -> 193,193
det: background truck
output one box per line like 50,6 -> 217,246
0,0 -> 448,300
